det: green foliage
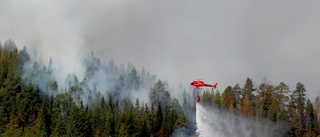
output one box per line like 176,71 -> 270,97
288,82 -> 307,136
200,78 -> 320,136
221,86 -> 237,111
150,80 -> 172,107
214,90 -> 221,109
241,78 -> 256,116
272,82 -> 290,122
175,112 -> 187,128
2,39 -> 320,137
66,103 -> 91,137
257,83 -> 274,119
242,78 -> 256,101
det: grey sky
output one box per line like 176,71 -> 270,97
1,0 -> 320,100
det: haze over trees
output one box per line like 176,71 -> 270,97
1,39 -> 320,137
0,39 -> 189,137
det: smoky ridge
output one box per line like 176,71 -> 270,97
20,49 -> 158,106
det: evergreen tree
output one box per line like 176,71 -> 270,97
241,78 -> 256,116
214,90 -> 221,109
314,96 -> 320,130
305,99 -> 316,136
52,114 -> 66,136
91,104 -> 102,136
175,112 -> 187,128
242,78 -> 256,101
0,105 -> 7,134
155,103 -> 163,135
18,46 -> 30,69
288,82 -> 307,136
242,94 -> 255,117
129,67 -> 140,90
139,119 -> 149,137
33,100 -> 49,136
232,84 -> 242,109
150,80 -> 171,107
5,104 -> 22,137
274,82 -> 290,122
256,83 -> 273,119
126,106 -> 137,136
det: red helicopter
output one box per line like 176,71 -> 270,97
191,79 -> 218,102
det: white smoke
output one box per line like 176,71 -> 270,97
196,103 -> 287,137
2,0 -> 320,101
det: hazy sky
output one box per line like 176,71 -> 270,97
1,0 -> 320,100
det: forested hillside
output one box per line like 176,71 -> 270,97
0,39 -> 190,137
2,39 -> 320,137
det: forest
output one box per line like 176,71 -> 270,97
0,39 -> 189,137
1,39 -> 320,137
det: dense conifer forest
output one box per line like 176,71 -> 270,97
0,39 -> 190,137
1,39 -> 320,137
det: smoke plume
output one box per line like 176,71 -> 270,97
1,0 -> 320,100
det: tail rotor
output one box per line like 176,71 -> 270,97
212,82 -> 218,89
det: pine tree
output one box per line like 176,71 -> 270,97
101,96 -> 106,108
5,104 -> 22,137
305,99 -> 316,136
91,104 -> 103,136
139,119 -> 149,137
288,82 -> 307,136
232,84 -> 242,109
214,90 -> 221,109
0,105 -> 7,134
147,104 -> 156,136
66,103 -> 78,137
175,112 -> 187,128
126,106 -> 138,136
150,80 -> 171,107
242,78 -> 256,101
52,114 -> 66,136
155,103 -> 163,135
33,100 -> 49,136
18,46 -> 30,69
66,103 -> 92,137
221,86 -> 231,109
241,78 -> 256,116
242,94 -> 254,117
129,67 -> 140,90
274,82 -> 290,122
221,86 -> 236,111
257,83 -> 274,119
